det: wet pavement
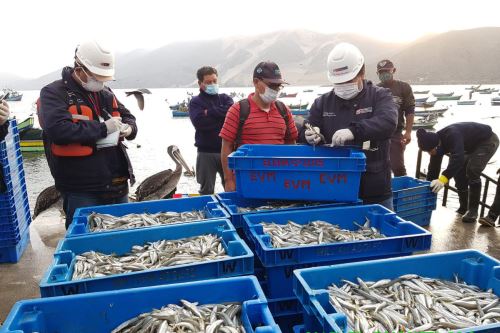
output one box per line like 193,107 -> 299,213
1,204 -> 500,323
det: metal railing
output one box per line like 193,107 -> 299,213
415,149 -> 498,217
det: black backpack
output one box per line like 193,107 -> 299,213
234,98 -> 290,148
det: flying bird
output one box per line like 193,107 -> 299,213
125,88 -> 152,111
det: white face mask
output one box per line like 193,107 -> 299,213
260,86 -> 279,104
76,67 -> 105,92
334,81 -> 361,100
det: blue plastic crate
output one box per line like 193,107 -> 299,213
267,296 -> 302,317
0,187 -> 30,220
67,195 -> 230,237
392,176 -> 434,203
0,227 -> 30,263
274,313 -> 303,333
395,202 -> 436,217
0,200 -> 32,238
294,250 -> 500,333
2,276 -> 281,333
243,204 -> 432,267
228,144 -> 366,202
399,210 -> 433,226
216,191 -> 361,229
255,251 -> 402,299
40,219 -> 253,297
393,192 -> 437,212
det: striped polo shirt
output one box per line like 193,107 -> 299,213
219,93 -> 298,146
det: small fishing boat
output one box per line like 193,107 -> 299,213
414,107 -> 448,117
2,89 -> 23,101
433,92 -> 454,97
457,100 -> 477,105
435,95 -> 462,101
415,96 -> 429,103
287,102 -> 309,110
18,116 -> 34,134
302,89 -> 314,93
172,110 -> 189,117
279,92 -> 298,98
413,116 -> 438,130
18,116 -> 44,152
290,109 -> 309,116
491,97 -> 500,106
413,90 -> 430,94
415,100 -> 436,108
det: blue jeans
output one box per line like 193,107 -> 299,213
62,191 -> 128,229
378,196 -> 394,211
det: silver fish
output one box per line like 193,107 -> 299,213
237,201 -> 321,213
112,301 -> 244,333
88,210 -> 206,232
261,219 -> 385,248
72,234 -> 227,280
327,274 -> 500,332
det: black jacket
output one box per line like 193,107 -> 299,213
299,80 -> 398,203
39,67 -> 137,193
427,122 -> 493,181
188,90 -> 233,153
0,122 -> 8,141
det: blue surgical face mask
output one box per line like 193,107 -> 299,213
204,84 -> 219,95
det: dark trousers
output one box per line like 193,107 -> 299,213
62,191 -> 128,229
196,152 -> 224,195
389,131 -> 407,177
454,133 -> 499,190
490,175 -> 500,218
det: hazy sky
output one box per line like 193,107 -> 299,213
3,0 -> 499,78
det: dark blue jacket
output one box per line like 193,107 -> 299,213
299,80 -> 398,203
427,122 -> 493,181
39,67 -> 137,193
188,90 -> 233,153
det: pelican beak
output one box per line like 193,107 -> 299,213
172,148 -> 195,177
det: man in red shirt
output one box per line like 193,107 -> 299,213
220,61 -> 298,191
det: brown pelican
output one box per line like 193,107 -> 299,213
125,88 -> 152,111
33,185 -> 62,219
135,145 -> 194,201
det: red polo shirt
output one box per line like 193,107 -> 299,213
219,93 -> 298,145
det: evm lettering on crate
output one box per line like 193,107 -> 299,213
249,171 -> 276,183
284,179 -> 311,191
319,173 -> 348,185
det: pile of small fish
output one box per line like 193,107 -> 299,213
237,201 -> 319,213
72,234 -> 227,280
88,211 -> 206,232
328,274 -> 500,332
112,300 -> 244,333
261,220 -> 385,248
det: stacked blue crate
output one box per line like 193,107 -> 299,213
392,176 -> 437,226
0,119 -> 32,263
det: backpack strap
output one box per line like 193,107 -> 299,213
235,98 -> 251,149
275,100 -> 291,141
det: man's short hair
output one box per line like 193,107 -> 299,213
197,66 -> 218,82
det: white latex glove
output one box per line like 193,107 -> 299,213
331,128 -> 354,146
0,101 -> 10,125
104,117 -> 122,135
430,179 -> 445,193
119,123 -> 132,138
305,126 -> 322,145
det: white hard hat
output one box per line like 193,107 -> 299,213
327,42 -> 365,84
75,40 -> 115,81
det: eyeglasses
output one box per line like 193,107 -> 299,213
260,79 -> 284,91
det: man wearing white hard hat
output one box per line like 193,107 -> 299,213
300,42 -> 398,209
39,40 -> 138,229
